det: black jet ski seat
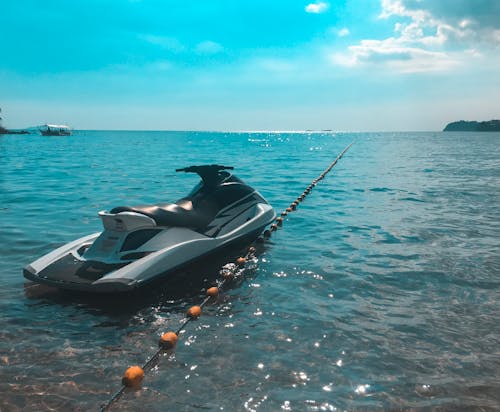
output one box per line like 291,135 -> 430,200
110,165 -> 247,230
110,199 -> 214,229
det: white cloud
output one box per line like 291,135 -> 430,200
195,40 -> 224,55
140,35 -> 225,56
338,28 -> 350,37
305,2 -> 329,14
332,39 -> 458,73
391,0 -> 500,30
380,0 -> 500,45
493,30 -> 500,44
331,0 -> 499,73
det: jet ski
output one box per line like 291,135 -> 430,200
24,165 -> 276,293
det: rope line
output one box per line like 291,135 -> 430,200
99,142 -> 353,411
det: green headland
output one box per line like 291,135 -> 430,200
443,120 -> 500,132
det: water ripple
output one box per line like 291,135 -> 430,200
0,131 -> 499,410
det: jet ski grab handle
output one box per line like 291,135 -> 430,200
175,164 -> 234,185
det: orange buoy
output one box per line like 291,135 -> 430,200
122,366 -> 144,388
236,257 -> 246,266
270,224 -> 278,231
290,203 -> 297,210
159,331 -> 178,350
248,246 -> 256,254
263,229 -> 272,238
286,207 -> 292,212
187,305 -> 202,319
276,217 -> 283,226
206,286 -> 219,297
281,211 -> 288,217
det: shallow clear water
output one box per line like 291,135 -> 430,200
1,131 -> 499,411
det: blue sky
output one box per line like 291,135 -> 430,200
1,0 -> 499,131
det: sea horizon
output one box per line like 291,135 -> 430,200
7,127 -> 481,133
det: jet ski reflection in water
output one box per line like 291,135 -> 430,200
24,165 -> 276,293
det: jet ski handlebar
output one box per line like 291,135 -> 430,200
175,165 -> 234,185
176,164 -> 234,174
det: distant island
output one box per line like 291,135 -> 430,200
0,125 -> 30,135
0,107 -> 30,135
443,119 -> 500,132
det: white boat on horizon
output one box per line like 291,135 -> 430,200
40,124 -> 72,136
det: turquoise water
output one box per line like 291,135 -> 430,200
1,131 -> 499,411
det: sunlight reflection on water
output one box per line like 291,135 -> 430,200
0,131 -> 499,410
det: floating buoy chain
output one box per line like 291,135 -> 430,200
255,142 -> 353,242
100,247 -> 257,411
100,143 -> 353,411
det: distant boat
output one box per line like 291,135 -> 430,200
40,124 -> 72,136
